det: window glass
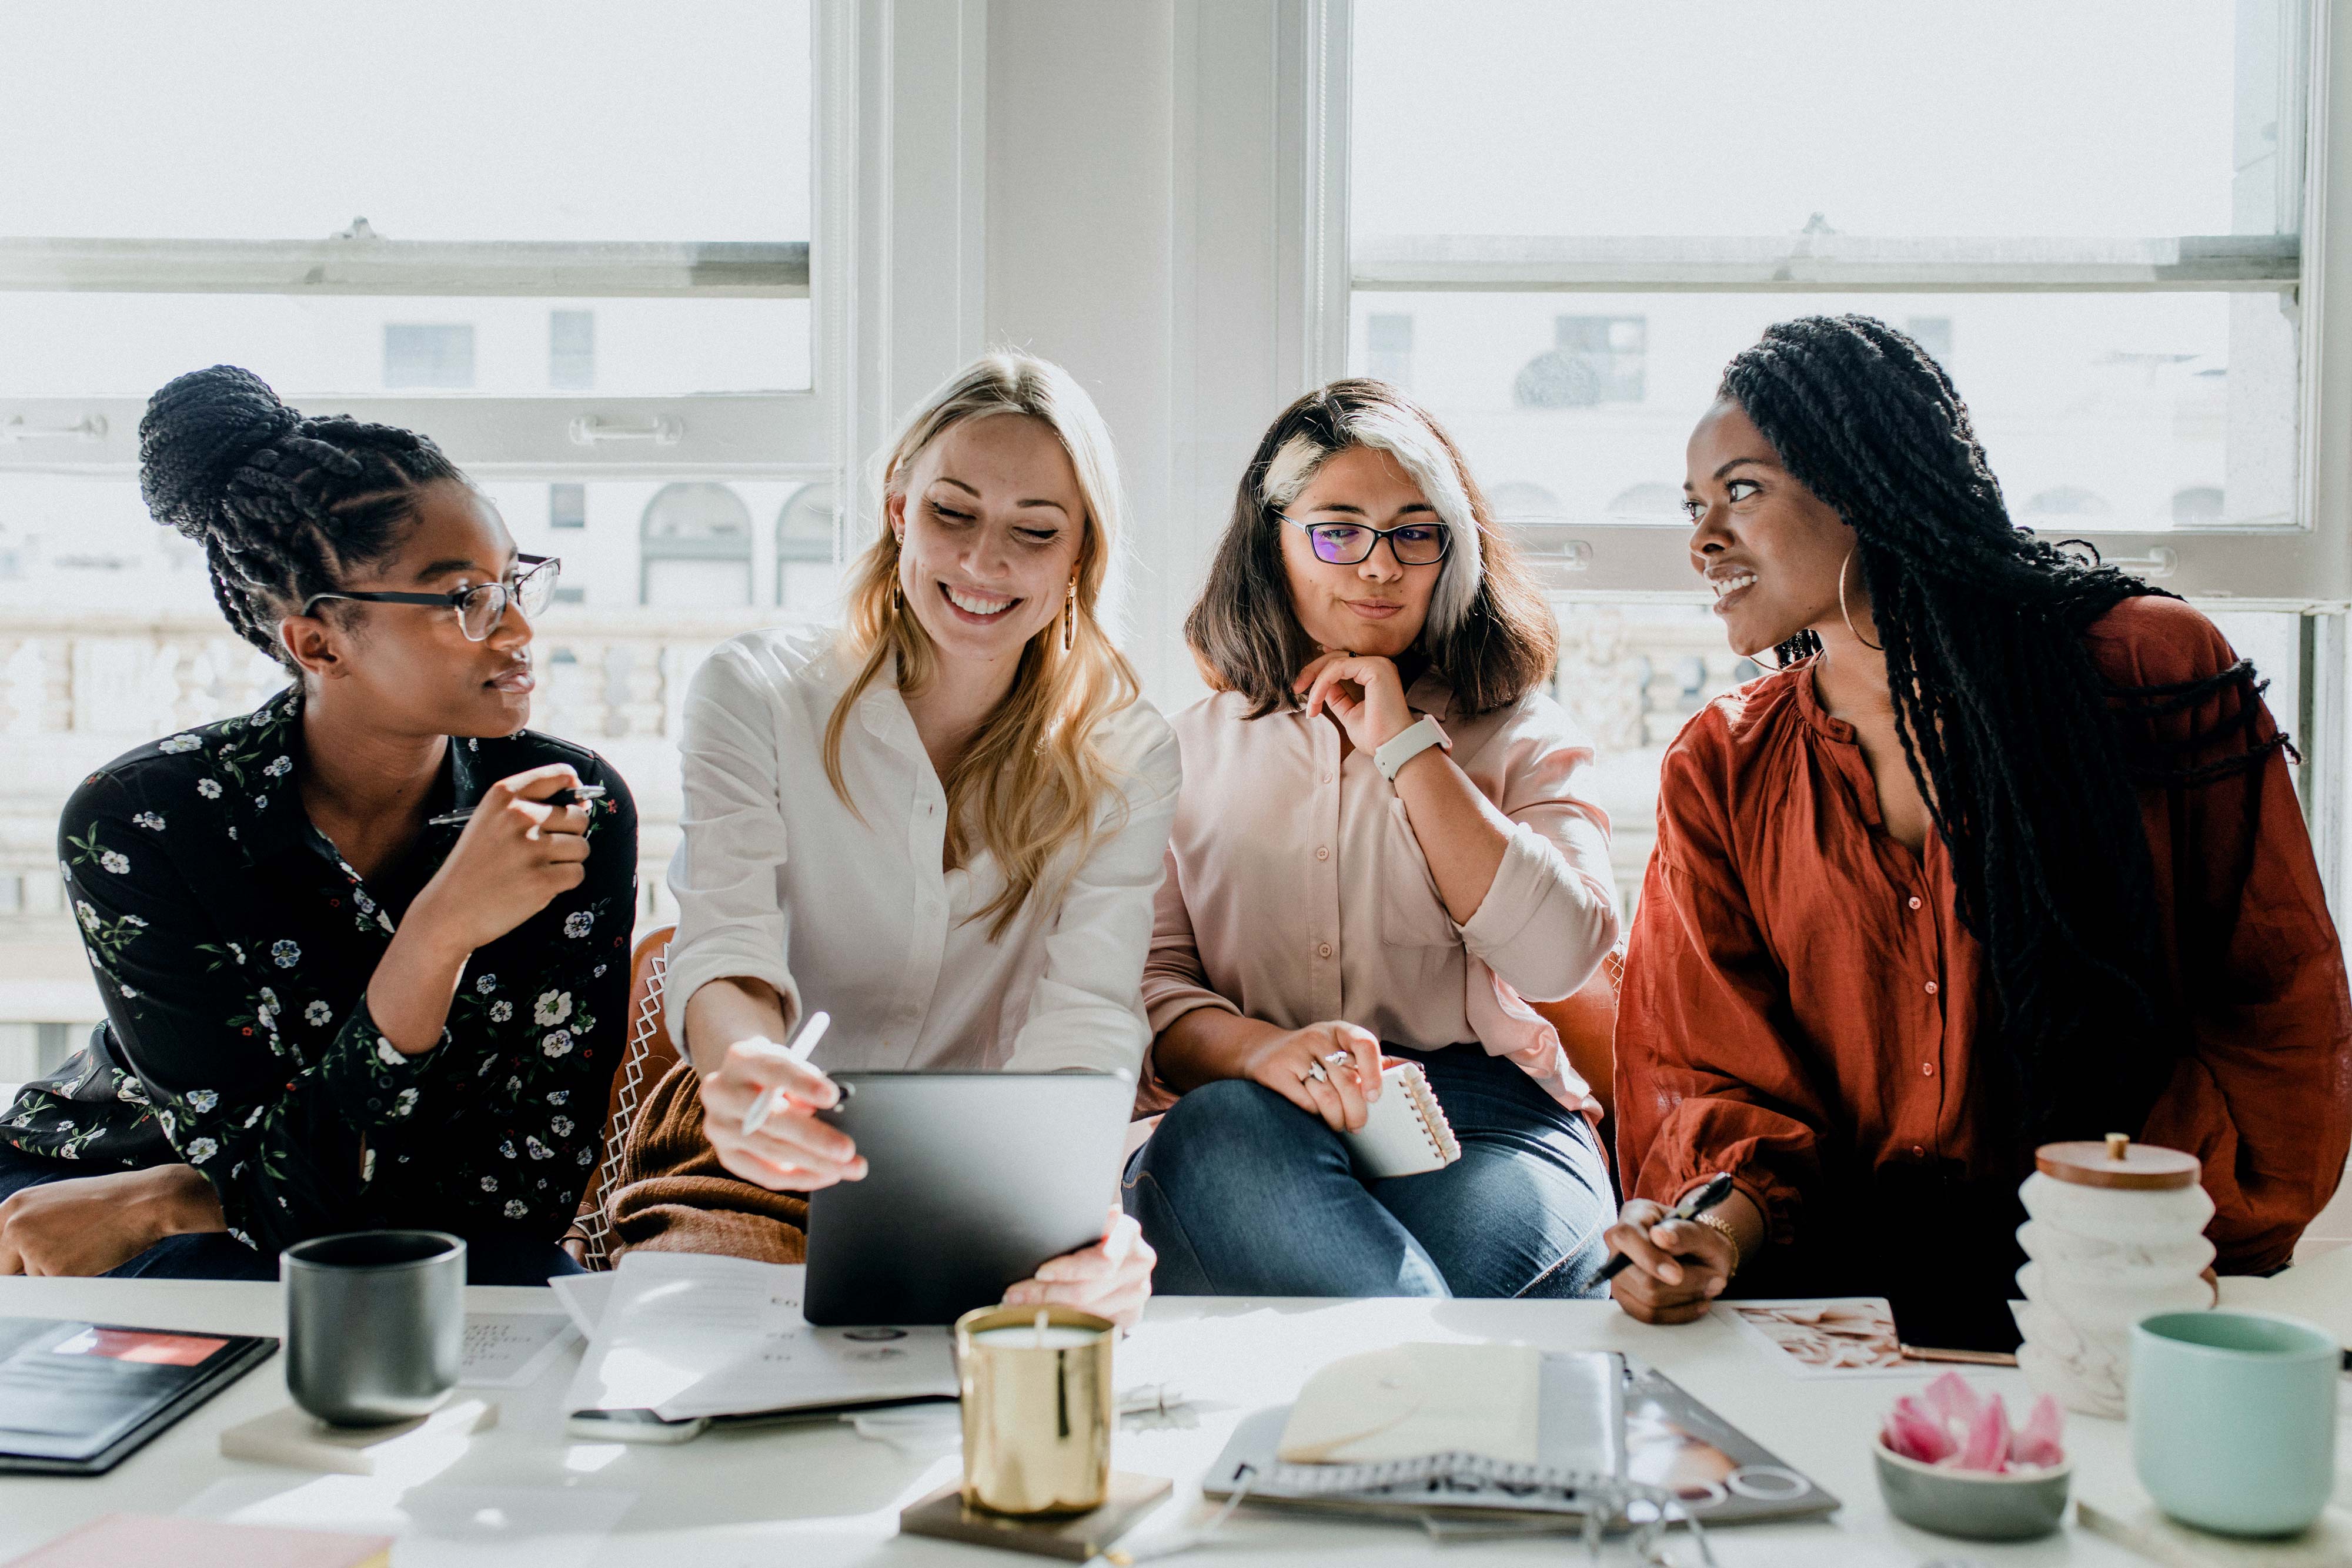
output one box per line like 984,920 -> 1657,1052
0,2 -> 811,243
1357,290 -> 2297,530
1353,0 -> 2286,241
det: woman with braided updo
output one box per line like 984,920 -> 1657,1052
1607,315 -> 2351,1349
0,366 -> 637,1282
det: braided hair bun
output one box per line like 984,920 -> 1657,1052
138,366 -> 303,540
133,365 -> 466,668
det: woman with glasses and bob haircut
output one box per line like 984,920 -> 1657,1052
0,365 -> 636,1282
601,353 -> 1178,1328
1126,379 -> 1623,1299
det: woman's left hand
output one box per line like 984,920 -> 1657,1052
1296,651 -> 1416,754
1001,1205 -> 1155,1329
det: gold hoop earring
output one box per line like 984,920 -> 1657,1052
1061,577 -> 1078,654
1839,549 -> 1882,653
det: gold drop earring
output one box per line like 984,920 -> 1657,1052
1062,577 -> 1078,653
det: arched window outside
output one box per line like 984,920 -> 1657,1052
640,482 -> 752,607
1606,482 -> 1684,520
776,483 -> 841,616
2172,485 -> 2224,524
1485,482 -> 1562,523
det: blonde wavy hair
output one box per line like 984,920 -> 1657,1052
823,353 -> 1142,938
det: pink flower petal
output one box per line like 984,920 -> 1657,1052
1882,1396 -> 1956,1463
1923,1370 -> 1980,1430
1959,1391 -> 2012,1473
2011,1393 -> 2066,1468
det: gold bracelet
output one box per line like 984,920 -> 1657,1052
1691,1211 -> 1742,1278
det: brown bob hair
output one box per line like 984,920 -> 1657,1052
1184,379 -> 1557,717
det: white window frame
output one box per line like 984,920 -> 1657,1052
0,12 -> 847,487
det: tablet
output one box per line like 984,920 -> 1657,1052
802,1071 -> 1135,1327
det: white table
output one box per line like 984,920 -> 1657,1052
0,1279 -> 2285,1566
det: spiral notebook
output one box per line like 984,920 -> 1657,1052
1344,1060 -> 1460,1178
1203,1353 -> 1839,1530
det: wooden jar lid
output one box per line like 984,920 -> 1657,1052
2036,1132 -> 2200,1190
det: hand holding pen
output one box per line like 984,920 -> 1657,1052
703,1010 -> 866,1193
1599,1172 -> 1752,1327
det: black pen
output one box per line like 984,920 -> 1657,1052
1594,1171 -> 1738,1284
427,783 -> 606,828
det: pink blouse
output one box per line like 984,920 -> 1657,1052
1140,673 -> 1622,1114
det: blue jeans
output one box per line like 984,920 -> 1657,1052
1124,1044 -> 1614,1298
0,1143 -> 583,1285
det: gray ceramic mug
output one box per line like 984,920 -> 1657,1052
2130,1309 -> 2338,1537
282,1230 -> 466,1427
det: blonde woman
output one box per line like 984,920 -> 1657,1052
607,355 -> 1178,1326
1131,380 -> 1622,1298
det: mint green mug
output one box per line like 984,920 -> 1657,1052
2130,1310 -> 2338,1537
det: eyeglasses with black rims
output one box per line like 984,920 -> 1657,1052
300,556 -> 562,641
1281,514 -> 1452,567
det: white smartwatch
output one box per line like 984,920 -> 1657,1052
1374,714 -> 1452,783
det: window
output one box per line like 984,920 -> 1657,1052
1514,316 -> 1645,409
550,309 -> 595,390
1347,0 -> 2335,915
0,3 -> 834,1038
1365,312 -> 1414,386
776,483 -> 840,615
640,482 -> 753,608
1905,315 -> 1956,367
0,3 -> 823,468
550,483 -> 587,530
384,324 -> 476,389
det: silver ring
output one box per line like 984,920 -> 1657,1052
1305,1062 -> 1329,1085
1321,1049 -> 1352,1066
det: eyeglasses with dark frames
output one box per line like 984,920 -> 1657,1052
300,555 -> 561,641
1281,514 -> 1452,567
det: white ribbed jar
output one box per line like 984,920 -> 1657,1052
2012,1135 -> 2213,1418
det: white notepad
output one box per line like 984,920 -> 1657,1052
562,1252 -> 956,1422
1344,1060 -> 1461,1178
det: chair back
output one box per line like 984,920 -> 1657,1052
574,924 -> 677,1269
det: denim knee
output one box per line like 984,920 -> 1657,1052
1144,1078 -> 1320,1178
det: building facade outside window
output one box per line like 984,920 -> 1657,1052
550,308 -> 595,390
383,323 -> 476,389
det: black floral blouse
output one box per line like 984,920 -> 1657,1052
0,686 -> 638,1257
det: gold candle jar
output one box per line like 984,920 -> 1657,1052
954,1303 -> 1115,1517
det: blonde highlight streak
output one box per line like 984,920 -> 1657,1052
821,352 -> 1143,936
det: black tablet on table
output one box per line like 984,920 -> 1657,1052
803,1071 -> 1135,1327
0,1316 -> 278,1475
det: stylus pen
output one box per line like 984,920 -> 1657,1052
739,1010 -> 833,1140
1593,1171 -> 1737,1285
427,783 -> 606,828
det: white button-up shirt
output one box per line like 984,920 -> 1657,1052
664,628 -> 1181,1075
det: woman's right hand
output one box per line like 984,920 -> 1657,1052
409,763 -> 593,954
697,1035 -> 868,1192
1234,1020 -> 1385,1133
1603,1197 -> 1739,1325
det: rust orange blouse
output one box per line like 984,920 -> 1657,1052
1616,596 -> 2352,1325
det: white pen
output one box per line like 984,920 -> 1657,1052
739,1009 -> 832,1140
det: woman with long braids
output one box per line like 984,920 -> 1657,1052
0,366 -> 637,1281
1607,315 -> 2352,1349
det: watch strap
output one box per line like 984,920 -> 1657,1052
1374,714 -> 1451,782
